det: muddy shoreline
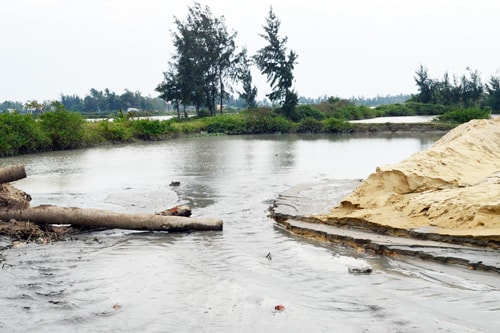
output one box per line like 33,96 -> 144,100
269,180 -> 500,273
349,121 -> 454,133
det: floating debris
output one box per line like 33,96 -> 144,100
348,266 -> 373,274
156,205 -> 192,217
274,304 -> 285,311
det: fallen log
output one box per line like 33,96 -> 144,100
0,165 -> 27,184
0,205 -> 223,232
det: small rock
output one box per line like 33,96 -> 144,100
12,241 -> 27,248
169,181 -> 181,187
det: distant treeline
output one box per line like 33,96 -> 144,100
411,65 -> 500,112
0,92 -> 413,115
60,89 -> 167,114
0,91 -> 411,115
350,94 -> 411,107
0,89 -> 168,115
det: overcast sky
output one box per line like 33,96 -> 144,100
2,0 -> 499,102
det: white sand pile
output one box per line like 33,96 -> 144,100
321,117 -> 500,237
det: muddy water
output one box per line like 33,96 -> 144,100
1,133 -> 499,332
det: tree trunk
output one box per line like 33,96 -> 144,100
0,165 -> 27,184
0,205 -> 223,232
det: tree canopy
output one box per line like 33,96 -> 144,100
253,7 -> 298,116
156,2 -> 240,117
155,4 -> 302,118
236,48 -> 258,108
412,65 -> 500,111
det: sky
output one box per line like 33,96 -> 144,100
2,0 -> 500,103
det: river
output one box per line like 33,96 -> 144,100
1,133 -> 499,332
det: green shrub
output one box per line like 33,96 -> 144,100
81,122 -> 105,146
435,108 -> 490,123
246,115 -> 293,133
0,112 -> 48,156
40,103 -> 85,150
171,117 -> 212,134
375,104 -> 414,116
131,119 -> 174,140
315,100 -> 376,120
328,105 -> 374,120
297,117 -> 323,133
406,102 -> 448,115
204,115 -> 247,134
291,105 -> 326,122
322,118 -> 353,133
95,120 -> 134,142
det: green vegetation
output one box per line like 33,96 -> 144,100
253,7 -> 298,115
1,4 -> 496,158
156,4 -> 298,118
93,120 -> 134,143
412,65 -> 500,112
350,94 -> 411,107
0,112 -> 48,156
156,3 -> 241,116
60,89 -> 167,116
435,108 -> 490,123
0,89 -> 169,118
3,86 -> 494,157
0,103 -> 356,157
39,102 -> 86,150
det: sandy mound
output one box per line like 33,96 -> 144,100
0,183 -> 31,210
322,117 -> 500,237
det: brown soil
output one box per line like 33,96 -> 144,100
0,183 -> 81,243
0,219 -> 76,243
0,183 -> 31,210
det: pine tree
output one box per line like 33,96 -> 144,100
254,7 -> 298,116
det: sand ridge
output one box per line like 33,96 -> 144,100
320,117 -> 500,237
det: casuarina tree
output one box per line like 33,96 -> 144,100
254,6 -> 298,117
157,2 -> 240,116
237,48 -> 258,108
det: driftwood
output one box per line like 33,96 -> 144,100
0,165 -> 27,184
0,205 -> 223,232
0,164 -> 222,234
156,205 -> 192,217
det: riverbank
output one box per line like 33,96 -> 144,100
1,107 -> 456,157
271,117 -> 500,271
349,121 -> 454,133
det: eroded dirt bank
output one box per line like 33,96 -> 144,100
319,117 -> 500,240
0,183 -> 77,243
